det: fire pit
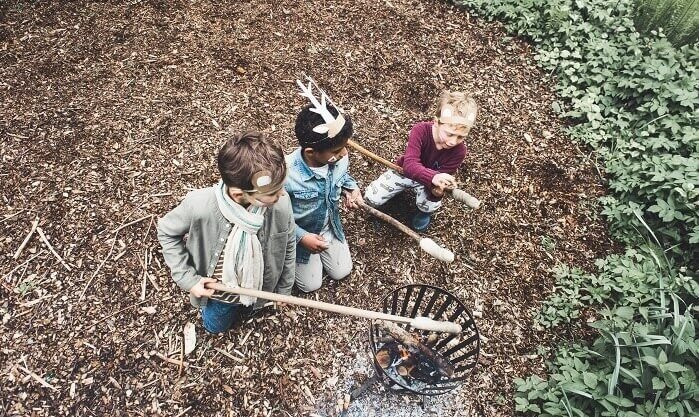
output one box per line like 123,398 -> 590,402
351,284 -> 480,402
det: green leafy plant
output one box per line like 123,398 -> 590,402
537,264 -> 591,328
538,247 -> 699,328
516,302 -> 698,417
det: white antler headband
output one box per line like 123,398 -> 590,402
296,75 -> 346,138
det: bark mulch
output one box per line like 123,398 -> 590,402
0,0 -> 615,416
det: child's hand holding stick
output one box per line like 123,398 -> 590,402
342,188 -> 364,209
190,277 -> 217,298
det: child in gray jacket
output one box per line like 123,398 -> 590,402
157,131 -> 295,333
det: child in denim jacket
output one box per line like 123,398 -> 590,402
285,81 -> 363,292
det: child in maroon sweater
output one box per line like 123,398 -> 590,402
364,91 -> 478,231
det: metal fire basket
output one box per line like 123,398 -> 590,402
355,284 -> 480,399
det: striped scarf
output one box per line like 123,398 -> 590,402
213,181 -> 267,306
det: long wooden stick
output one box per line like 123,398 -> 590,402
359,201 -> 419,240
206,283 -> 462,334
347,140 -> 481,209
359,201 -> 454,263
349,139 -> 402,172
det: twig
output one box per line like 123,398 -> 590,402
2,210 -> 25,223
3,250 -> 44,281
154,351 -> 189,368
139,217 -> 160,292
17,364 -> 58,391
19,295 -> 52,308
146,272 -> 160,291
7,132 -> 29,139
87,213 -> 153,302
142,215 -> 155,243
36,227 -> 71,271
140,271 -> 147,301
108,377 -> 122,390
78,232 -> 119,302
137,249 -> 160,291
215,347 -> 245,363
112,214 -> 154,235
140,247 -> 148,300
173,406 -> 192,417
178,337 -> 185,377
13,225 -> 36,262
90,299 -> 148,327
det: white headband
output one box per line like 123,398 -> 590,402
438,106 -> 475,128
296,75 -> 346,139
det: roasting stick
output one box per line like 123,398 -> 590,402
347,139 -> 481,209
206,283 -> 462,334
358,201 -> 454,263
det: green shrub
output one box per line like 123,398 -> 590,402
516,302 -> 699,416
528,245 -> 699,416
538,247 -> 699,328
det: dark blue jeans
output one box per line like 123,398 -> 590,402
201,300 -> 251,333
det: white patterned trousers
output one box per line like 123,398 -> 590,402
364,170 -> 442,213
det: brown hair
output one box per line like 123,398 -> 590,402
217,131 -> 286,191
435,90 -> 478,127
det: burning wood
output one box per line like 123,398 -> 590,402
375,341 -> 449,386
377,321 -> 455,377
374,321 -> 456,387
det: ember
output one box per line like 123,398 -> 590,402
375,341 -> 447,386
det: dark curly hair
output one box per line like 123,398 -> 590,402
294,104 -> 353,151
217,131 -> 286,190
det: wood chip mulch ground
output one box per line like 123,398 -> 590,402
1,0 -> 616,416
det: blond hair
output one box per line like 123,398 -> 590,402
435,91 -> 478,128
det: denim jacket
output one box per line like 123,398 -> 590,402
285,147 -> 359,264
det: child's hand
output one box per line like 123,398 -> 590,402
190,277 -> 217,298
300,234 -> 330,254
430,186 -> 446,198
342,188 -> 364,209
431,173 -> 456,198
432,173 -> 456,189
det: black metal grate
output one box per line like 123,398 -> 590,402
369,284 -> 480,396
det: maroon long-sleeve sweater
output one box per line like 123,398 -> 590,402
395,121 -> 467,192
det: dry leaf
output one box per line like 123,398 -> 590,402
140,306 -> 157,314
183,322 -> 196,356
